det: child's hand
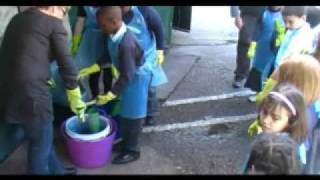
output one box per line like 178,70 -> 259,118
248,119 -> 262,137
235,16 -> 243,29
274,20 -> 286,48
247,41 -> 257,60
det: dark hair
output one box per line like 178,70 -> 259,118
246,132 -> 302,174
282,6 -> 307,17
96,6 -> 121,21
258,83 -> 307,144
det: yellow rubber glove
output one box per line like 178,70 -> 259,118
248,119 -> 263,137
78,64 -> 101,79
47,78 -> 56,89
71,35 -> 81,57
256,78 -> 278,105
66,87 -> 86,122
156,50 -> 164,65
111,64 -> 120,79
247,41 -> 257,60
96,91 -> 117,106
274,20 -> 285,48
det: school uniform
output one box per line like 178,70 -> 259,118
123,6 -> 168,124
274,22 -> 314,68
98,23 -> 151,161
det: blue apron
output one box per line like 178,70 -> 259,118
50,7 -> 101,106
126,6 -> 167,87
252,10 -> 283,88
274,23 -> 312,68
74,6 -> 104,69
107,28 -> 151,119
304,103 -> 320,151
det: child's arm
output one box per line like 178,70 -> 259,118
110,38 -> 140,96
255,75 -> 278,105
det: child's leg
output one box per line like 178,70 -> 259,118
145,86 -> 159,126
112,117 -> 143,164
102,67 -> 113,93
89,72 -> 100,98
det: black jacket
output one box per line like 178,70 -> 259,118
0,8 -> 78,123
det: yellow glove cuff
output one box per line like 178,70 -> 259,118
111,65 -> 120,79
247,41 -> 257,60
78,64 -> 101,79
72,35 -> 81,44
66,87 -> 81,101
157,50 -> 164,65
90,64 -> 101,73
107,91 -> 117,99
249,42 -> 257,51
248,119 -> 263,137
256,78 -> 277,105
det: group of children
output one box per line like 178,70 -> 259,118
243,6 -> 320,174
0,6 -> 167,174
70,6 -> 167,165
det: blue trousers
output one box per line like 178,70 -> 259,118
22,112 -> 65,174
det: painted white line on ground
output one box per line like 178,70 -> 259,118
163,90 -> 256,107
142,113 -> 257,133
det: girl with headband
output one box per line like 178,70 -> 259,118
247,83 -> 308,166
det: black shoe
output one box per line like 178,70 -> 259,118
144,117 -> 156,126
112,151 -> 140,164
64,167 -> 77,175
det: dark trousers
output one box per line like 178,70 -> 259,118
119,118 -> 143,153
234,15 -> 259,81
147,86 -> 160,118
22,119 -> 65,175
89,67 -> 113,98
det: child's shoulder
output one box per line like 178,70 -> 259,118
119,30 -> 139,49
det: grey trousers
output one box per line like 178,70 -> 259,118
234,15 -> 259,81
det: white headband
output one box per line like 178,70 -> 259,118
269,92 -> 297,116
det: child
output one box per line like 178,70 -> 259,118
93,6 -> 151,164
72,6 -> 113,102
249,83 -> 308,164
121,6 -> 168,126
245,6 -> 284,101
244,132 -> 302,174
249,54 -> 320,165
274,6 -> 314,68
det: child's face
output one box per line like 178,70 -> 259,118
97,14 -> 117,35
284,15 -> 306,30
259,105 -> 290,133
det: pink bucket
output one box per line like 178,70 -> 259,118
61,116 -> 116,169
